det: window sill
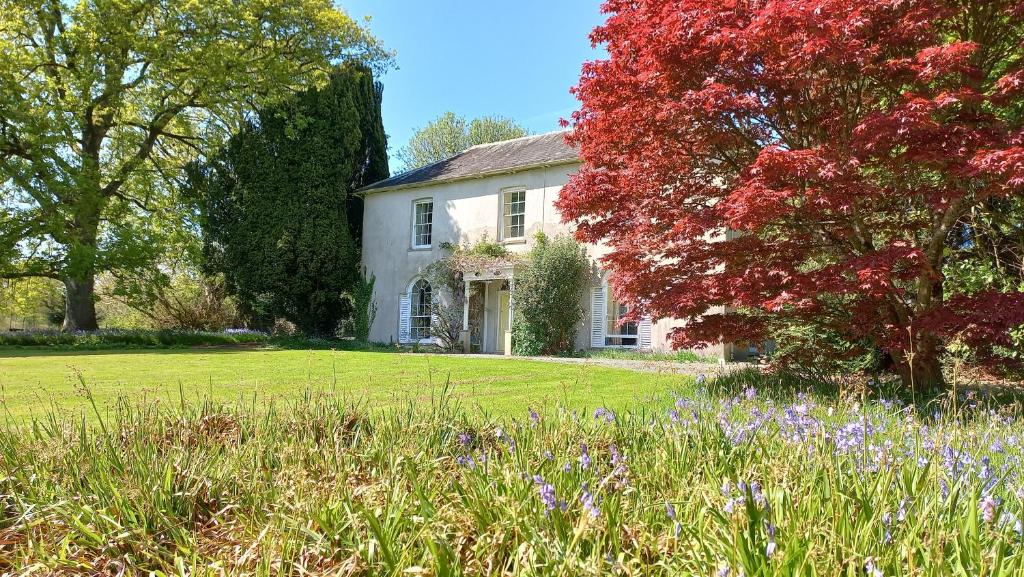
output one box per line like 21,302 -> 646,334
501,238 -> 527,245
409,246 -> 433,252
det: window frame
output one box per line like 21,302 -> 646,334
409,278 -> 432,343
604,290 -> 640,348
499,187 -> 526,242
411,198 -> 434,249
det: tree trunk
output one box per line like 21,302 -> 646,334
62,275 -> 99,331
894,333 -> 945,392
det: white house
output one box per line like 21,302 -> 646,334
359,131 -> 742,360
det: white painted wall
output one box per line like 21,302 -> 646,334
361,162 -> 732,359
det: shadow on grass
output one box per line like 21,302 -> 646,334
703,367 -> 1024,424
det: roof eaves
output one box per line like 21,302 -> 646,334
357,157 -> 580,196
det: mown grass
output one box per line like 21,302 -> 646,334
1,370 -> 1021,575
0,349 -> 688,420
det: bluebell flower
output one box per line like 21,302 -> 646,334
581,486 -> 600,518
580,444 -> 591,469
864,557 -> 883,577
980,495 -> 998,523
534,475 -> 566,514
610,444 -> 623,466
529,407 -> 540,424
765,521 -> 777,558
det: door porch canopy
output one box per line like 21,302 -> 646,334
460,263 -> 516,342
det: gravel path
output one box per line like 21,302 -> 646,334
447,353 -> 756,376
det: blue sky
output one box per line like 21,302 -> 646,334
342,0 -> 606,167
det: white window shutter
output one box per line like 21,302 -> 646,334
430,306 -> 439,345
639,316 -> 653,350
590,285 -> 606,348
398,294 -> 411,343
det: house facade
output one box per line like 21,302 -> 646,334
360,132 -> 741,360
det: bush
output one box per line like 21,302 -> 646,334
0,329 -> 268,349
342,273 -> 377,342
512,234 -> 590,356
100,272 -> 242,331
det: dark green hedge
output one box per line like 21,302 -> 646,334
0,329 -> 267,349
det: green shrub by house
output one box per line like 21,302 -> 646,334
512,234 -> 590,355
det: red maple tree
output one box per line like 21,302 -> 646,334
558,0 -> 1024,388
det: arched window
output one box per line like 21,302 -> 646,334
410,279 -> 432,341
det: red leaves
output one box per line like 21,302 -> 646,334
918,292 -> 1024,357
913,41 -> 979,82
562,0 -> 1024,366
970,147 -> 1024,193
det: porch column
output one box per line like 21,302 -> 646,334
507,278 -> 515,326
504,278 -> 515,356
460,277 -> 471,353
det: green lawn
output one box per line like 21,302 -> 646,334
0,348 -> 690,422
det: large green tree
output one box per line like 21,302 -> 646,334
188,65 -> 388,336
395,112 -> 529,171
0,0 -> 386,330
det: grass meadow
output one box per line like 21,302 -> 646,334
0,349 -> 687,422
0,349 -> 1021,575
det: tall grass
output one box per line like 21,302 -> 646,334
0,373 -> 1021,575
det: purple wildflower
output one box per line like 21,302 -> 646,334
535,476 -> 566,515
580,443 -> 591,469
864,557 -> 883,577
610,444 -> 623,466
581,486 -> 600,518
980,495 -> 998,523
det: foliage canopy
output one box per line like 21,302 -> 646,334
188,65 -> 389,336
396,112 -> 529,171
0,0 -> 387,330
560,0 -> 1024,387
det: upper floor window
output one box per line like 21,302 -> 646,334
501,188 -> 526,240
412,198 -> 433,248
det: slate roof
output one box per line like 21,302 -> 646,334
360,131 -> 578,194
